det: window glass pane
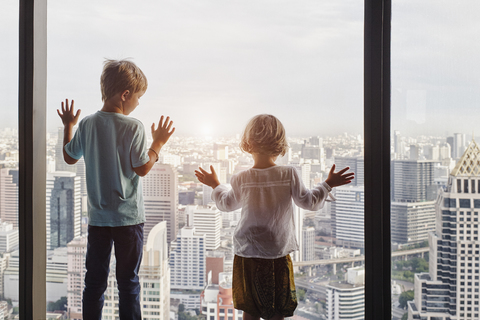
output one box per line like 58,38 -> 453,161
392,2 -> 480,319
0,1 -> 20,315
48,1 -> 363,318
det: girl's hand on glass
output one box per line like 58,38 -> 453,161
195,165 -> 220,189
325,164 -> 355,188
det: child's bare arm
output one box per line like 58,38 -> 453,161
195,166 -> 220,189
57,99 -> 81,165
325,164 -> 355,188
133,116 -> 175,177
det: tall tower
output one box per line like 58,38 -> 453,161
55,127 -> 76,173
49,172 -> 81,249
391,160 -> 436,202
408,140 -> 480,320
193,207 -> 222,251
142,163 -> 178,244
67,235 -> 87,320
102,222 -> 171,319
0,168 -> 18,228
170,227 -> 206,290
331,186 -> 364,249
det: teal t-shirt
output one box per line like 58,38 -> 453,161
64,111 -> 149,227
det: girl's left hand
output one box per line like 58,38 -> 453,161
195,165 -> 220,189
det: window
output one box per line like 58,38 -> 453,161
19,1 -> 390,314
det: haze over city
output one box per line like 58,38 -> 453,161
3,1 -> 480,136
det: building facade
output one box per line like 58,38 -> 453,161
193,206 -> 222,251
49,172 -> 81,249
143,163 -> 178,244
332,186 -> 365,249
170,227 -> 206,290
408,140 -> 480,320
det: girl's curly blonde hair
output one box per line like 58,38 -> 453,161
240,114 -> 289,157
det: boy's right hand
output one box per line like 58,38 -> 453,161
151,116 -> 175,149
57,99 -> 81,127
325,164 -> 355,188
195,166 -> 220,189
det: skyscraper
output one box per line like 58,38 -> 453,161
334,157 -> 364,187
170,227 -> 206,290
67,235 -> 87,320
0,168 -> 18,228
143,163 -> 178,243
55,127 -> 76,173
102,222 -> 171,319
193,206 -> 222,251
391,160 -> 436,202
303,226 -> 315,261
332,186 -> 364,249
49,172 -> 81,249
408,140 -> 480,320
391,201 -> 436,245
326,267 -> 365,320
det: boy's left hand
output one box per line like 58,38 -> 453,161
57,99 -> 81,127
195,166 -> 220,189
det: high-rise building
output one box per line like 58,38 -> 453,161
213,144 -> 229,160
332,186 -> 364,249
143,163 -> 178,244
303,226 -> 315,261
4,248 -> 68,304
103,222 -> 171,319
49,172 -> 81,249
408,140 -> 480,320
0,222 -> 19,253
453,132 -> 466,159
55,127 -> 76,173
394,130 -> 404,158
391,201 -> 436,245
334,157 -> 364,186
391,160 -> 436,202
193,207 -> 222,251
47,172 -> 82,249
326,267 -> 365,320
170,227 -> 206,290
0,168 -> 18,227
203,184 -> 214,206
67,236 -> 87,320
301,163 -> 312,189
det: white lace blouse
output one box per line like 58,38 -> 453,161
211,165 -> 334,259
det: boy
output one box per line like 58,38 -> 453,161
57,59 -> 174,319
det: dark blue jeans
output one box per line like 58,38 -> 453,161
83,223 -> 144,320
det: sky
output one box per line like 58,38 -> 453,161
2,1 -> 480,138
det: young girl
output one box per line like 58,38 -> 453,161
195,114 -> 354,320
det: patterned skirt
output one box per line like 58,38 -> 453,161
232,254 -> 298,319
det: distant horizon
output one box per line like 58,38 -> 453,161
3,1 -> 480,136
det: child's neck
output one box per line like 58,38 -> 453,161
101,96 -> 125,115
252,153 -> 277,169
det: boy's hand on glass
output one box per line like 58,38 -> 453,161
151,116 -> 175,148
195,166 -> 220,189
325,164 -> 355,188
57,99 -> 81,127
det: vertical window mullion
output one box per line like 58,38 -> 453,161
364,0 -> 392,319
19,0 -> 47,318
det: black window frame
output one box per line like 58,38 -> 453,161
18,0 -> 392,318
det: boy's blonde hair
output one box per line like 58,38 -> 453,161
100,59 -> 148,102
240,114 -> 289,157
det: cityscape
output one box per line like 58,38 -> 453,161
0,126 -> 478,320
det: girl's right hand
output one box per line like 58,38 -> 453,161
325,164 -> 355,188
195,165 -> 220,189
